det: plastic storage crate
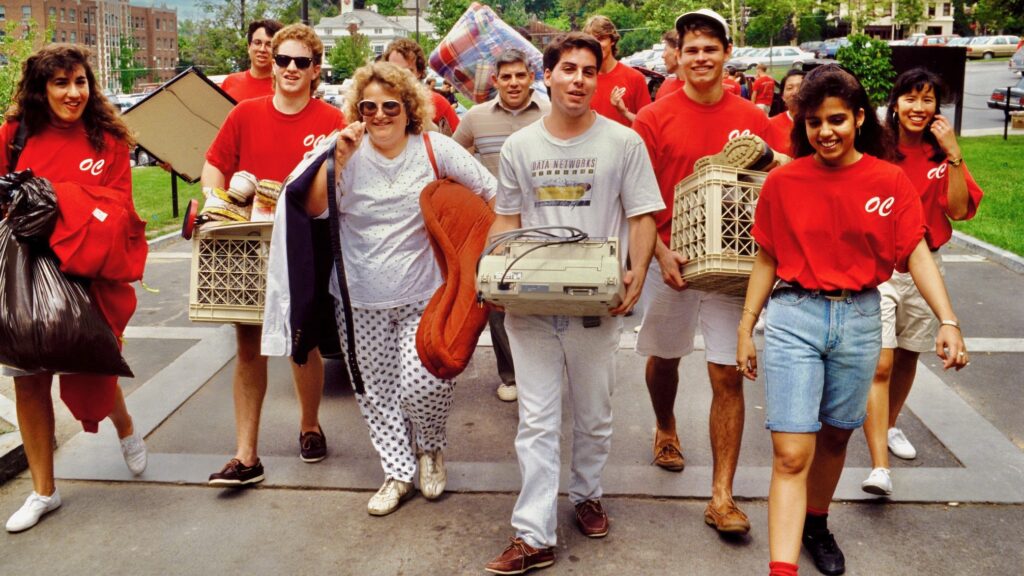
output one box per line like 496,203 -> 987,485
189,221 -> 273,325
670,165 -> 765,297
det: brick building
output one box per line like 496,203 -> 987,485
0,0 -> 177,92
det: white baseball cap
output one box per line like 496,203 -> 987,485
675,9 -> 731,46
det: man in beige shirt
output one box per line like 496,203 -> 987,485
452,48 -> 550,402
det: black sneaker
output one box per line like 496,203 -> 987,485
802,528 -> 846,575
299,428 -> 327,463
208,458 -> 265,487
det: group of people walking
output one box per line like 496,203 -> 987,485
0,7 -> 981,576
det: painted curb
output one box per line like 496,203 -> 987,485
950,231 -> 1024,274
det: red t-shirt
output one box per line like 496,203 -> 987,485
221,70 -> 274,102
751,75 -> 775,106
1,121 -> 131,201
633,88 -> 771,245
896,143 -> 982,251
655,76 -> 684,100
431,91 -> 460,133
752,154 -> 926,291
206,96 -> 345,182
765,111 -> 794,156
722,76 -> 742,96
592,62 -> 652,126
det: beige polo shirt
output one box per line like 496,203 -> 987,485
451,91 -> 550,177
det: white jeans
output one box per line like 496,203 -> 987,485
505,313 -> 621,548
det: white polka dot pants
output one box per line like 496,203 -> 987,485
335,298 -> 454,482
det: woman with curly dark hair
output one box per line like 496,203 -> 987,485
736,65 -> 968,575
1,44 -> 147,533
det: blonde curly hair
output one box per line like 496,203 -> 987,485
345,62 -> 434,135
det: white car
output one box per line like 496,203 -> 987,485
729,46 -> 815,70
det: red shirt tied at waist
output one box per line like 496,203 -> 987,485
752,154 -> 926,292
896,143 -> 983,251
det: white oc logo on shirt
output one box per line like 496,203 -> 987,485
927,164 -> 948,180
728,129 -> 752,141
79,158 -> 105,176
303,134 -> 326,148
865,196 -> 895,217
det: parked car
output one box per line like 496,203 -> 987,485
966,35 -> 1021,59
624,49 -> 655,67
1011,46 -> 1024,76
634,66 -> 666,101
986,76 -> 1024,111
907,34 -> 959,47
729,45 -> 815,69
799,41 -> 824,54
731,46 -> 758,58
816,37 -> 850,59
946,37 -> 972,47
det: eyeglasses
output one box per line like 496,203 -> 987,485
357,99 -> 403,117
273,54 -> 314,69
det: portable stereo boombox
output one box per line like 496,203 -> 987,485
476,237 -> 624,317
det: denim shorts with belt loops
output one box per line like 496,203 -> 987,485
762,281 -> 883,433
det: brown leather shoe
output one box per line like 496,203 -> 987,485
653,428 -> 685,471
704,500 -> 751,535
574,499 -> 610,538
485,537 -> 555,575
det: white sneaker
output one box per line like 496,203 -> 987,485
496,383 -> 518,402
861,467 -> 893,496
418,449 -> 447,500
888,427 -> 917,460
367,478 -> 413,516
120,432 -> 148,476
6,490 -> 62,532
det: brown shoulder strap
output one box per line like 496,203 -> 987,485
423,132 -> 439,179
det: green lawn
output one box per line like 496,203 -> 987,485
954,135 -> 1024,256
133,167 -> 204,239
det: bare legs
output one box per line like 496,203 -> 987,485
864,348 -> 920,468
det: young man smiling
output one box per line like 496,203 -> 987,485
203,24 -> 345,487
484,33 -> 663,575
583,15 -> 651,126
221,19 -> 283,102
452,49 -> 550,403
632,8 -> 770,536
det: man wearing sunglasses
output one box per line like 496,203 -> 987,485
383,38 -> 460,135
221,19 -> 283,102
451,49 -> 550,404
203,23 -> 346,487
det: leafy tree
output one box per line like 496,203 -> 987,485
276,0 -> 340,24
427,0 -> 471,35
493,0 -> 530,28
952,0 -> 970,36
373,0 -> 407,16
327,29 -> 372,81
972,0 -> 1024,34
893,0 -> 924,37
837,33 -> 894,108
0,19 -> 52,115
585,1 -> 649,55
116,37 -> 149,93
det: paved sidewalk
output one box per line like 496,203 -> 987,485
1,236 -> 1022,574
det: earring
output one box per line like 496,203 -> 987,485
857,124 -> 862,136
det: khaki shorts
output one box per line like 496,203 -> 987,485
879,254 -> 944,353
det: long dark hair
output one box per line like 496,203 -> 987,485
4,44 -> 134,152
791,64 -> 891,161
886,67 -> 947,163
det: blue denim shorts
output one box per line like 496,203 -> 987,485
763,286 -> 882,433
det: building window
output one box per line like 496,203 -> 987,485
374,28 -> 382,34
48,7 -> 56,20
944,3 -> 952,17
0,6 -> 6,20
23,6 -> 32,21
70,9 -> 75,22
928,3 -> 935,17
61,31 -> 66,42
70,31 -> 76,43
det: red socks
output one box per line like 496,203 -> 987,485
769,561 -> 799,575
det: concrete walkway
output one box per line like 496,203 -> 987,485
1,236 -> 1022,575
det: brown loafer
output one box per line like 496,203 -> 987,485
653,428 -> 685,472
485,537 -> 555,574
574,499 -> 609,538
704,500 -> 751,535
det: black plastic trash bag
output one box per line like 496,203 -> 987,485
5,171 -> 58,242
0,217 -> 133,377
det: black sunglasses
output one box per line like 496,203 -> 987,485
358,99 -> 403,118
273,54 -> 314,69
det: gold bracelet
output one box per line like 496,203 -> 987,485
742,306 -> 759,318
947,156 -> 963,167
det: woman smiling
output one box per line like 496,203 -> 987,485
305,62 -> 496,516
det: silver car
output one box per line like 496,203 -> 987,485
1011,46 -> 1024,76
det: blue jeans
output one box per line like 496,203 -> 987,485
763,287 -> 882,433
